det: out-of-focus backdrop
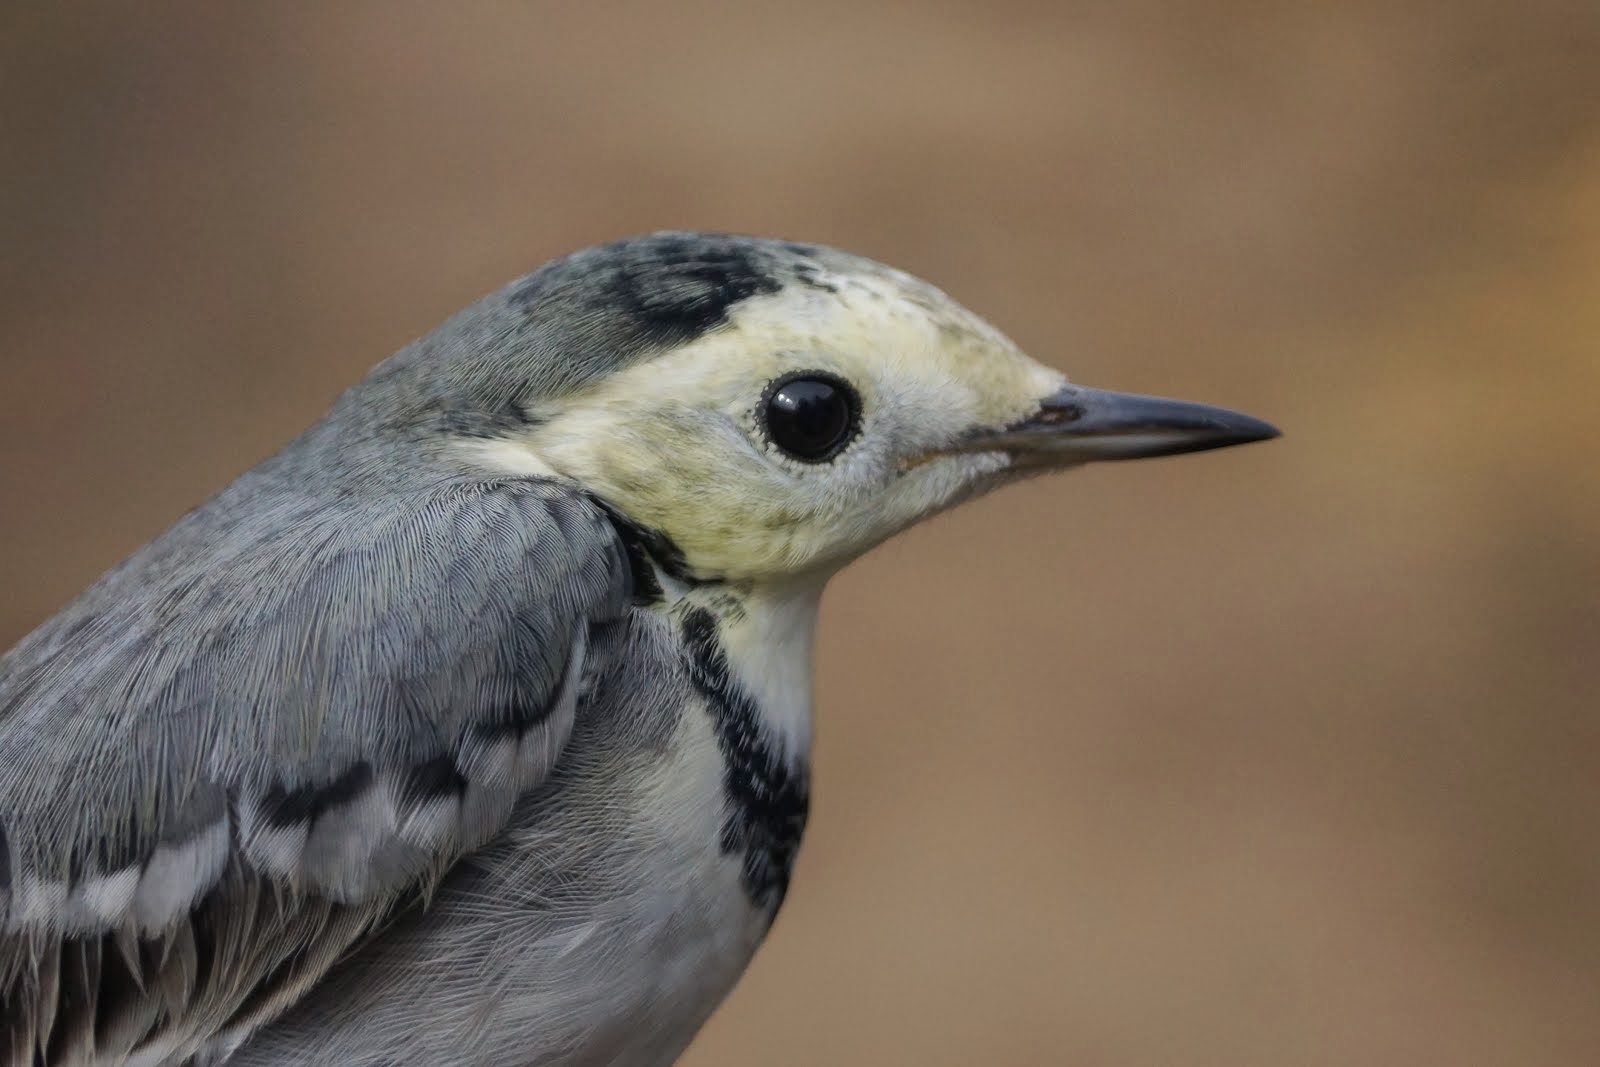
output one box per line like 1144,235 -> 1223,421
3,4 -> 1598,1064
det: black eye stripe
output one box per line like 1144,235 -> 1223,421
759,371 -> 862,463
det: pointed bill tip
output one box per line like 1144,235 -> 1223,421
974,385 -> 1281,464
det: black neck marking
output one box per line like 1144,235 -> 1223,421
680,606 -> 809,914
590,499 -> 703,606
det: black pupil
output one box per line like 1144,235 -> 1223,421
766,377 -> 855,461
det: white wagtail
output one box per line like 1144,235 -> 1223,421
0,233 -> 1278,1066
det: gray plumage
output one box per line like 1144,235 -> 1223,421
0,234 -> 807,1065
0,232 -> 1279,1066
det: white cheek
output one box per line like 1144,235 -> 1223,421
825,452 -> 1010,559
903,453 -> 1011,515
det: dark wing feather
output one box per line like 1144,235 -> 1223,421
0,474 -> 628,1064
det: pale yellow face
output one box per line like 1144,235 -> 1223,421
481,264 -> 1066,584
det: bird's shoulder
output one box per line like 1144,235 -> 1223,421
0,468 -> 631,1063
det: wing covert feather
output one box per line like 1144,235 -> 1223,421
0,476 -> 628,1064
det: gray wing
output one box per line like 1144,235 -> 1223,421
0,474 -> 630,1065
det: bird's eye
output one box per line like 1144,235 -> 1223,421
760,372 -> 862,463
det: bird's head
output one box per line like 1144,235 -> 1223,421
435,233 -> 1278,587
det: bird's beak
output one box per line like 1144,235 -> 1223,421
959,384 -> 1280,466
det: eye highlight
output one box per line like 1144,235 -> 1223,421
760,371 -> 862,463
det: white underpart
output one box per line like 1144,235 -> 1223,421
622,687 -> 766,992
716,581 -> 823,764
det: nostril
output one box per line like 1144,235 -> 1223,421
1033,404 -> 1084,425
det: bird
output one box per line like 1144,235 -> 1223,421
0,232 -> 1278,1066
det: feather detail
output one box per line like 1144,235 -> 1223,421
0,479 -> 628,1063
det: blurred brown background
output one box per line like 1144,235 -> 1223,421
3,3 -> 1599,1064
